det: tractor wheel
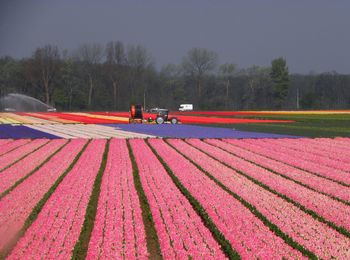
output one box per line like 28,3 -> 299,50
170,117 -> 178,124
156,116 -> 164,124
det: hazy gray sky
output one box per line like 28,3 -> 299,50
1,0 -> 349,73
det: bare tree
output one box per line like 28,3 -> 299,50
182,48 -> 218,104
29,45 -> 60,105
126,45 -> 153,108
219,63 -> 236,109
105,41 -> 126,110
76,43 -> 103,109
241,65 -> 271,109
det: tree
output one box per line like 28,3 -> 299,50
105,41 -> 126,110
28,45 -> 60,105
0,56 -> 24,97
270,57 -> 290,108
76,43 -> 103,109
126,45 -> 153,108
59,56 -> 81,110
160,63 -> 185,109
219,63 -> 236,109
182,48 -> 218,107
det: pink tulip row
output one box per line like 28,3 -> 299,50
227,139 -> 350,185
305,137 -> 350,152
0,139 -> 29,156
330,137 -> 350,147
87,139 -> 148,259
293,137 -> 350,154
214,139 -> 350,203
246,138 -> 350,172
7,139 -> 106,259
130,139 -> 226,259
0,139 -> 86,253
0,139 -> 12,146
262,138 -> 350,164
0,139 -> 49,171
178,139 -> 350,259
149,138 -> 303,259
0,139 -> 68,194
206,139 -> 350,231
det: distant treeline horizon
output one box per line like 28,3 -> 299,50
1,41 -> 349,111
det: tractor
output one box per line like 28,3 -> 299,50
153,109 -> 178,124
129,104 -> 179,124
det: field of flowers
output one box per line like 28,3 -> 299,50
0,136 -> 349,259
0,111 -> 295,125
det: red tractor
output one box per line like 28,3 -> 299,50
129,105 -> 179,124
129,104 -> 143,123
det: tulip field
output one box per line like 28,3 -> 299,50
1,134 -> 350,259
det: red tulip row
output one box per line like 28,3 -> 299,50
182,139 -> 350,259
149,139 -> 303,259
7,139 -> 106,259
0,139 -> 86,253
87,139 -> 148,259
0,139 -> 68,194
130,139 -> 226,259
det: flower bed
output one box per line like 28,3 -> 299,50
8,139 -> 106,259
0,139 -> 86,252
87,139 -> 148,259
130,139 -> 225,259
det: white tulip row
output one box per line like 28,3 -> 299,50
25,124 -> 155,139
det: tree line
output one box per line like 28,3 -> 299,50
1,41 -> 350,111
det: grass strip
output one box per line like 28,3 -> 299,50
186,139 -> 350,241
127,139 -> 162,259
72,139 -> 109,260
1,139 -> 90,259
166,139 -> 317,259
0,140 -> 70,199
146,139 -> 240,260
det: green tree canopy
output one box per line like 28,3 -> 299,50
270,57 -> 290,108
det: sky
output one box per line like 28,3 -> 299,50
1,0 -> 349,73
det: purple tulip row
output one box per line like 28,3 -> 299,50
231,139 -> 350,185
0,139 -> 86,253
7,139 -> 106,259
216,138 -> 350,202
182,139 -> 350,259
149,139 -> 303,259
130,139 -> 226,259
87,139 -> 148,259
0,139 -> 68,194
0,139 -> 49,171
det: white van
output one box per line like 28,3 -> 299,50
178,104 -> 193,111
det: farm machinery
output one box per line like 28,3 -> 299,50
129,104 -> 179,124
